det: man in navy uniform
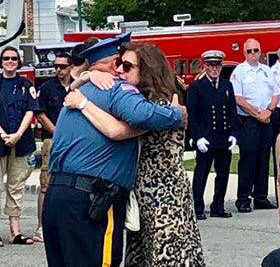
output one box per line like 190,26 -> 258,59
42,33 -> 187,267
33,52 -> 72,242
187,50 -> 238,220
230,38 -> 279,212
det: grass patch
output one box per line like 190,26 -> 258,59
183,153 -> 274,176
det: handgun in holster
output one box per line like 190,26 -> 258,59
88,179 -> 120,223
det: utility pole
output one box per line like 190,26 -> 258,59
77,0 -> 83,32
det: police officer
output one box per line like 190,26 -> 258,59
187,50 -> 238,220
270,49 -> 280,190
230,38 -> 279,212
42,33 -> 187,267
0,46 -> 39,245
33,52 -> 72,242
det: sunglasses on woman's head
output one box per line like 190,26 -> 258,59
246,48 -> 259,54
115,57 -> 138,73
2,56 -> 18,61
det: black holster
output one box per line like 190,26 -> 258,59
88,179 -> 120,223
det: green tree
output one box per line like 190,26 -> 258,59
0,15 -> 7,30
82,0 -> 280,30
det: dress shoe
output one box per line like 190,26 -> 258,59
254,200 -> 277,210
237,203 -> 252,213
196,213 -> 207,220
210,210 -> 233,218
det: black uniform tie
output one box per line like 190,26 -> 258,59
212,80 -> 217,88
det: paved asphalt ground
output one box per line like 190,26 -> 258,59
0,168 -> 280,267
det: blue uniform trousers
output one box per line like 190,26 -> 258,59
262,248 -> 280,267
42,183 -> 126,267
236,116 -> 273,206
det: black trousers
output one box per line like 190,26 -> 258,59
271,108 -> 280,183
262,248 -> 280,267
237,116 -> 273,205
42,184 -> 126,267
192,147 -> 232,213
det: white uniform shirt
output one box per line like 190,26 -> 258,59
271,60 -> 280,107
230,60 -> 279,116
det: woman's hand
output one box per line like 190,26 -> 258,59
171,94 -> 188,130
64,90 -> 87,109
4,133 -> 21,147
88,70 -> 117,90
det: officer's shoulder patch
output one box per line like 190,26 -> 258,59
119,83 -> 139,93
29,86 -> 37,99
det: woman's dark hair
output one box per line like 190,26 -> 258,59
120,42 -> 183,104
71,37 -> 99,66
0,45 -> 22,69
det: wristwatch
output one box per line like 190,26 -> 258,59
78,98 -> 88,110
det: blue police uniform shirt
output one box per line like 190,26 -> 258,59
37,76 -> 69,140
230,61 -> 279,116
0,75 -> 39,157
49,80 -> 182,189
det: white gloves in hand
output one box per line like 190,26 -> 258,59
228,136 -> 237,151
197,138 -> 210,153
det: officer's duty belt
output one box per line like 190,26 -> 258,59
49,173 -> 96,193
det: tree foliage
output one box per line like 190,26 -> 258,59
82,0 -> 280,30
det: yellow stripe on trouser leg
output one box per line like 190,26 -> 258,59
102,206 -> 114,267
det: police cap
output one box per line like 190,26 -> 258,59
80,32 -> 131,65
201,50 -> 225,64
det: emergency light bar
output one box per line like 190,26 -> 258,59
107,16 -> 124,29
120,21 -> 149,33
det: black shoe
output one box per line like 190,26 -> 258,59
254,200 -> 277,210
196,213 -> 207,220
210,210 -> 233,218
237,203 -> 252,213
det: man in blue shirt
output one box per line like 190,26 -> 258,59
42,33 -> 186,267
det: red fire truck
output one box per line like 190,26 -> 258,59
64,19 -> 280,85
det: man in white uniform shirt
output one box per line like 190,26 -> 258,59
230,38 -> 279,213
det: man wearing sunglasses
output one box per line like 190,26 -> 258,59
230,38 -> 279,213
33,52 -> 72,242
187,50 -> 238,220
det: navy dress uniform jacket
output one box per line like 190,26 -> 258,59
187,75 -> 239,148
0,74 -> 39,157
